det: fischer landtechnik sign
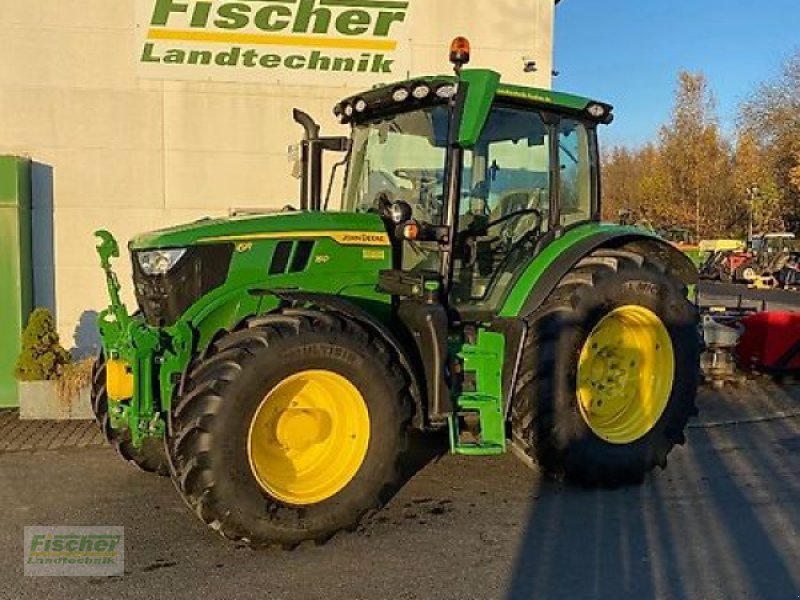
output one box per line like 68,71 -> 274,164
136,0 -> 413,85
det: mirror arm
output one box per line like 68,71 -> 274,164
318,136 -> 350,152
323,152 -> 350,212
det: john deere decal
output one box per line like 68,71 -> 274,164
136,0 -> 413,84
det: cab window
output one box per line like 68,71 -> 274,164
558,119 -> 594,227
460,107 -> 551,241
452,107 -> 551,304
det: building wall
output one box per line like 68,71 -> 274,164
0,0 -> 555,348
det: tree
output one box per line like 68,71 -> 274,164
739,51 -> 800,229
603,146 -> 653,222
602,62 -> 800,239
602,144 -> 676,229
791,146 -> 800,193
659,72 -> 736,238
732,131 -> 784,235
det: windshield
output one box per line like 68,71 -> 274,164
342,105 -> 451,224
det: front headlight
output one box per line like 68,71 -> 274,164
137,249 -> 187,276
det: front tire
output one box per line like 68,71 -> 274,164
511,249 -> 699,487
167,311 -> 413,548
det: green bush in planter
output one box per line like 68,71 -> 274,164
14,308 -> 71,382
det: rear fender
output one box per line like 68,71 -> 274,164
494,230 -> 697,416
502,230 -> 698,320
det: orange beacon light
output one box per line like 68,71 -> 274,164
449,37 -> 471,71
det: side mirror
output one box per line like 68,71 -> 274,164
288,143 -> 302,180
319,136 -> 350,153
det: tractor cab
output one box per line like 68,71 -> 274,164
296,39 -> 610,319
750,232 -> 796,255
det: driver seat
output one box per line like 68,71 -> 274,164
491,188 -> 547,220
490,188 -> 548,241
454,189 -> 546,302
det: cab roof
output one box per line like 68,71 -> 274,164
334,69 -> 613,129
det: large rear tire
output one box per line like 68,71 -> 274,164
90,355 -> 170,476
167,311 -> 413,548
511,249 -> 699,487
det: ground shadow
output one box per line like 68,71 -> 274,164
402,429 -> 450,480
505,382 -> 800,600
72,310 -> 100,359
30,161 -> 55,313
506,281 -> 800,599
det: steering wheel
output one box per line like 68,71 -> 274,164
477,208 -> 543,245
457,208 -> 543,267
394,169 -> 439,186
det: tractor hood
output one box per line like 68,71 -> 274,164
128,211 -> 389,251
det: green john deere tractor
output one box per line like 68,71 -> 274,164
92,41 -> 699,548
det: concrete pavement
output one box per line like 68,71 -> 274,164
1,379 -> 798,600
0,410 -> 104,452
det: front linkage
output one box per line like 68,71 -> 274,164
94,230 -> 191,448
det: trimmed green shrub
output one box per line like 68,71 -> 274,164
14,308 -> 71,382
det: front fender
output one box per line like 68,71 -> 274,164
158,284 -> 279,412
256,290 -> 427,429
499,225 -> 698,320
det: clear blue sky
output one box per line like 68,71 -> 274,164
554,0 -> 800,148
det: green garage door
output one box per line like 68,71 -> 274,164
0,157 -> 33,408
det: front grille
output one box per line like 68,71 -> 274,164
132,244 -> 234,327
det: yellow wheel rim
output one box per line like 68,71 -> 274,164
577,305 -> 675,445
247,370 -> 370,506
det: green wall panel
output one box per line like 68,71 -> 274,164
0,156 -> 33,408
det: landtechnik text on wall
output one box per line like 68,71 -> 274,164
136,0 -> 413,84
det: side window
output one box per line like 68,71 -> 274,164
484,136 -> 550,219
460,108 -> 551,234
559,120 -> 593,226
453,107 -> 551,305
